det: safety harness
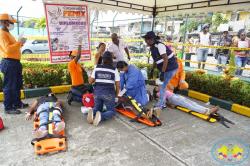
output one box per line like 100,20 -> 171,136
116,95 -> 162,126
31,95 -> 66,145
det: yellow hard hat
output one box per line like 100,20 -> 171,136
0,13 -> 17,23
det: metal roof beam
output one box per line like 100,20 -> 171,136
157,0 -> 250,13
80,0 -> 154,13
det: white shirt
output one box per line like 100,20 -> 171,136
107,40 -> 128,62
91,67 -> 120,82
157,43 -> 167,55
199,32 -> 210,46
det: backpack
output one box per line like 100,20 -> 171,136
82,93 -> 94,108
0,116 -> 4,130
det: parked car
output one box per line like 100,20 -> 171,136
21,39 -> 49,54
128,45 -> 141,53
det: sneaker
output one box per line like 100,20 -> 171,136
87,108 -> 94,124
15,103 -> 29,109
93,111 -> 101,126
54,121 -> 65,134
33,129 -> 48,139
5,109 -> 21,114
67,92 -> 73,105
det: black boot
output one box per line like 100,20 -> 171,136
67,91 -> 73,105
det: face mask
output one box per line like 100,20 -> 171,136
120,71 -> 125,73
7,24 -> 14,31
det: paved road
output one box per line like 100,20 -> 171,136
0,94 -> 250,166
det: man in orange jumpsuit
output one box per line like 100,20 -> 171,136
167,58 -> 189,92
0,13 -> 28,114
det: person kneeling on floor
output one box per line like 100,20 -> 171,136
88,51 -> 120,126
25,93 -> 65,139
67,44 -> 93,105
153,82 -> 219,116
116,61 -> 158,119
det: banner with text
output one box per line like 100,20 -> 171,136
44,3 -> 91,63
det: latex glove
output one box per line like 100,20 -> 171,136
118,88 -> 127,97
159,72 -> 165,82
115,97 -> 119,103
18,37 -> 27,45
25,112 -> 32,121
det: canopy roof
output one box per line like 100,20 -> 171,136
44,0 -> 250,16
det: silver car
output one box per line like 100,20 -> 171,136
21,39 -> 49,54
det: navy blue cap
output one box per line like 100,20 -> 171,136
142,31 -> 157,39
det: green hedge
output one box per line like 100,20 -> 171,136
0,62 -> 93,89
186,71 -> 250,107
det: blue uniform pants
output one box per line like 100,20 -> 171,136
157,69 -> 177,108
1,59 -> 23,110
93,94 -> 116,121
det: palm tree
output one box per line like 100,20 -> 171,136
35,17 -> 46,35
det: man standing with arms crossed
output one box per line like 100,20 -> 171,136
0,13 -> 28,114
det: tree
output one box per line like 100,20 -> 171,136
24,18 -> 37,28
211,13 -> 229,32
35,17 -> 46,35
24,17 -> 47,35
180,18 -> 200,35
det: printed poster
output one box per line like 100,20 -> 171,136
44,3 -> 91,63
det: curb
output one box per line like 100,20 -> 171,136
179,89 -> 250,118
0,85 -> 71,102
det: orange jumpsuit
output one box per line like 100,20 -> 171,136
167,58 -> 189,92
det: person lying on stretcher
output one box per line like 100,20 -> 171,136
153,82 -> 219,116
25,93 -> 65,139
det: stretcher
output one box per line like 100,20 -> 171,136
31,110 -> 66,155
176,106 -> 235,128
115,96 -> 162,127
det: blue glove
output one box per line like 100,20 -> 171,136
160,72 -> 165,81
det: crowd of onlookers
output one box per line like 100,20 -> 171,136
163,25 -> 250,76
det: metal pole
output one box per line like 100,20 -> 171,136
152,16 -> 155,31
140,16 -> 144,36
112,12 -> 118,28
171,16 -> 174,38
181,14 -> 188,59
140,16 -> 144,53
17,6 -> 23,35
152,0 -> 157,31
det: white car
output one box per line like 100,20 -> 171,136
21,40 -> 49,54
